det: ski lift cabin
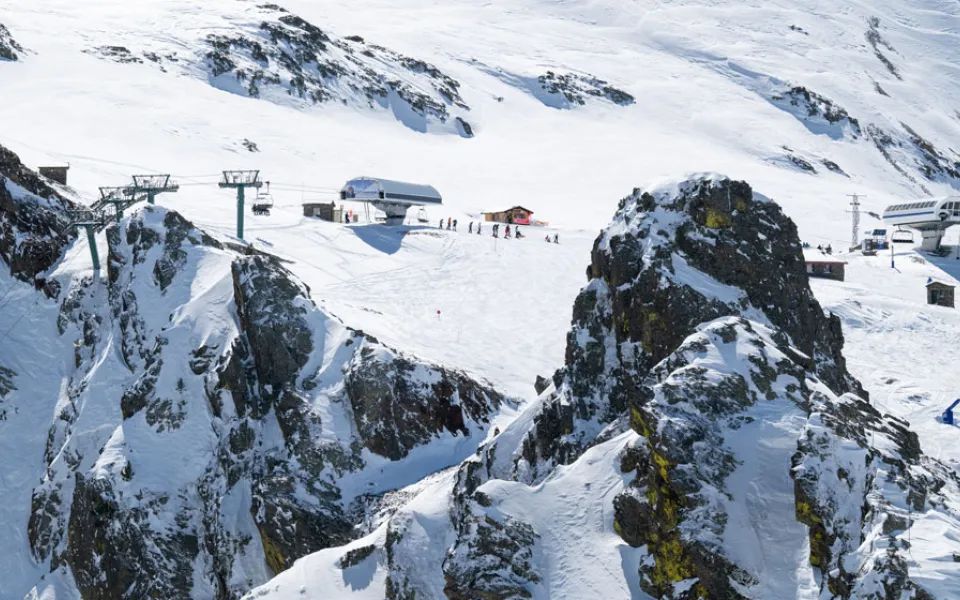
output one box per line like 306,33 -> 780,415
340,177 -> 442,225
252,182 -> 274,216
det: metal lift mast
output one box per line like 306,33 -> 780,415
64,209 -> 109,271
218,170 -> 262,240
131,174 -> 179,206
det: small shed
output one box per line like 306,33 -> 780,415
303,201 -> 336,222
482,206 -> 534,225
38,165 -> 69,185
926,279 -> 955,308
803,250 -> 846,282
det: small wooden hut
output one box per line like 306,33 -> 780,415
926,279 -> 955,308
482,206 -> 534,225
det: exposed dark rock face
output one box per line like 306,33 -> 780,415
0,23 -> 23,61
769,86 -> 861,138
443,509 -> 541,599
0,144 -> 77,290
85,45 -> 143,64
345,349 -> 504,460
203,5 -> 472,136
537,70 -> 634,107
866,17 -> 901,80
66,475 -> 199,600
865,122 -> 960,191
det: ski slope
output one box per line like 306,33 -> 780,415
1,0 -> 960,597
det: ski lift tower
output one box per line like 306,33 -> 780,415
131,174 -> 179,206
97,186 -> 136,223
64,208 -> 108,271
219,170 -> 262,240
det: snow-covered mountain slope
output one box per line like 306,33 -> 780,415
2,0 -> 960,598
2,0 -> 960,232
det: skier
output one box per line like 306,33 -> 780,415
515,226 -> 522,239
493,223 -> 499,238
477,223 -> 482,235
505,225 -> 511,239
453,219 -> 458,231
468,222 -> 473,234
545,234 -> 550,242
554,233 -> 559,244
447,217 -> 452,230
825,244 -> 832,255
439,219 -> 444,229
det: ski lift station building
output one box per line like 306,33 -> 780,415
339,177 -> 442,225
882,196 -> 960,251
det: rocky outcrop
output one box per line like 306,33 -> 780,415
345,348 -> 504,460
32,205 -> 508,598
0,23 -> 23,61
467,175 -> 863,488
536,71 -> 635,107
769,86 -> 861,139
202,4 -> 473,137
0,143 -> 77,290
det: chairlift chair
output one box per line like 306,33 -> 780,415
252,182 -> 274,216
417,207 -> 429,223
892,228 -> 914,244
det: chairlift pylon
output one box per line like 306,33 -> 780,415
252,181 -> 274,216
892,228 -> 914,244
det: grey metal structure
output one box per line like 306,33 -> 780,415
340,177 -> 442,225
219,170 -> 263,240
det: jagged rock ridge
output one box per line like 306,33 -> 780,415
203,4 -> 474,137
26,204 -> 507,598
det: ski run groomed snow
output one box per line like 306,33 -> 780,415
2,0 -> 960,598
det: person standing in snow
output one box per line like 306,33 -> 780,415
493,223 -> 499,237
554,233 -> 559,244
545,234 -> 550,242
453,219 -> 458,231
477,223 -> 482,235
505,225 -> 511,239
439,219 -> 443,229
515,226 -> 522,239
468,222 -> 473,234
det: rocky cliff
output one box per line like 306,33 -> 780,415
24,204 -> 507,599
0,145 -> 77,294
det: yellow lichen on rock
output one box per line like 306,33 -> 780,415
705,208 -> 732,228
258,526 -> 287,575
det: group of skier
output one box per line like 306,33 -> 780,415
438,217 -> 558,243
